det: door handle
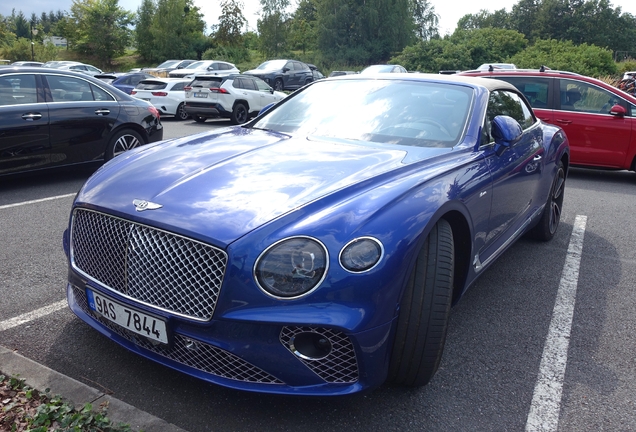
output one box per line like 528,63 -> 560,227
555,119 -> 572,124
21,113 -> 42,121
533,155 -> 542,161
539,117 -> 551,122
95,109 -> 110,116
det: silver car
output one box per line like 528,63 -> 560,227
168,60 -> 239,79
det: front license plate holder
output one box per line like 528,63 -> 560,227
86,289 -> 169,345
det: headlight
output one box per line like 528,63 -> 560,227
339,237 -> 383,273
254,237 -> 328,299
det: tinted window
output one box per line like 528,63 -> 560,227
559,79 -> 620,114
242,78 -> 257,90
136,81 -> 168,90
47,75 -> 95,102
0,74 -> 37,105
493,76 -> 550,109
190,77 -> 223,87
91,84 -> 113,101
170,81 -> 188,91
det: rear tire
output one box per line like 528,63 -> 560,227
531,160 -> 565,241
231,103 -> 249,124
175,103 -> 189,121
105,129 -> 144,161
387,219 -> 454,387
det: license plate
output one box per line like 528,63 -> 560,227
194,92 -> 208,98
86,289 -> 168,344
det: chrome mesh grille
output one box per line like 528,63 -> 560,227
72,286 -> 283,384
71,209 -> 227,321
280,326 -> 359,383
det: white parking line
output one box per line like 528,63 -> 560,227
526,215 -> 587,432
0,193 -> 76,210
0,300 -> 68,332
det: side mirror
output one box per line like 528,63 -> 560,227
609,104 -> 626,117
269,87 -> 274,94
491,115 -> 523,156
282,67 -> 290,72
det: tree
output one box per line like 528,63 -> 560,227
68,0 -> 134,67
289,0 -> 317,53
257,0 -> 290,56
135,0 -> 155,61
411,0 -> 439,40
316,0 -> 416,64
148,0 -> 207,61
215,0 -> 246,47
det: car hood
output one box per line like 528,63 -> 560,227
244,68 -> 277,75
76,128 -> 442,246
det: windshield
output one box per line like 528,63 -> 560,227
156,60 -> 179,69
185,61 -> 208,69
252,79 -> 473,148
257,60 -> 287,71
361,65 -> 394,74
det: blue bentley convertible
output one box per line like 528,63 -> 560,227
63,74 -> 569,395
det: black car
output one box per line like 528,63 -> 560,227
0,67 -> 163,176
244,59 -> 314,91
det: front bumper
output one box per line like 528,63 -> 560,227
66,276 -> 395,395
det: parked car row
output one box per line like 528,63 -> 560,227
0,67 -> 163,177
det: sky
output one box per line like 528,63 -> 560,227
3,0 -> 636,37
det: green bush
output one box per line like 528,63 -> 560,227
510,39 -> 617,77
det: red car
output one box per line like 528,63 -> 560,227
460,68 -> 636,171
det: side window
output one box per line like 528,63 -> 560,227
483,90 -> 534,144
232,78 -> 244,89
90,84 -> 114,101
559,79 -> 620,114
495,76 -> 550,109
170,82 -> 186,91
255,79 -> 271,92
47,75 -> 98,102
284,62 -> 293,71
243,79 -> 258,91
0,75 -> 38,106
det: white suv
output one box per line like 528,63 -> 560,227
184,74 -> 287,124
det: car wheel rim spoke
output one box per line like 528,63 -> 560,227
114,135 -> 139,156
553,171 -> 565,200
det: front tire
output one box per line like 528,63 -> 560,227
531,160 -> 565,241
193,115 -> 206,123
274,79 -> 284,91
231,103 -> 249,124
106,129 -> 144,160
388,219 -> 454,387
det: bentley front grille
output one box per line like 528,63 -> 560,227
72,286 -> 283,384
71,208 -> 227,321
